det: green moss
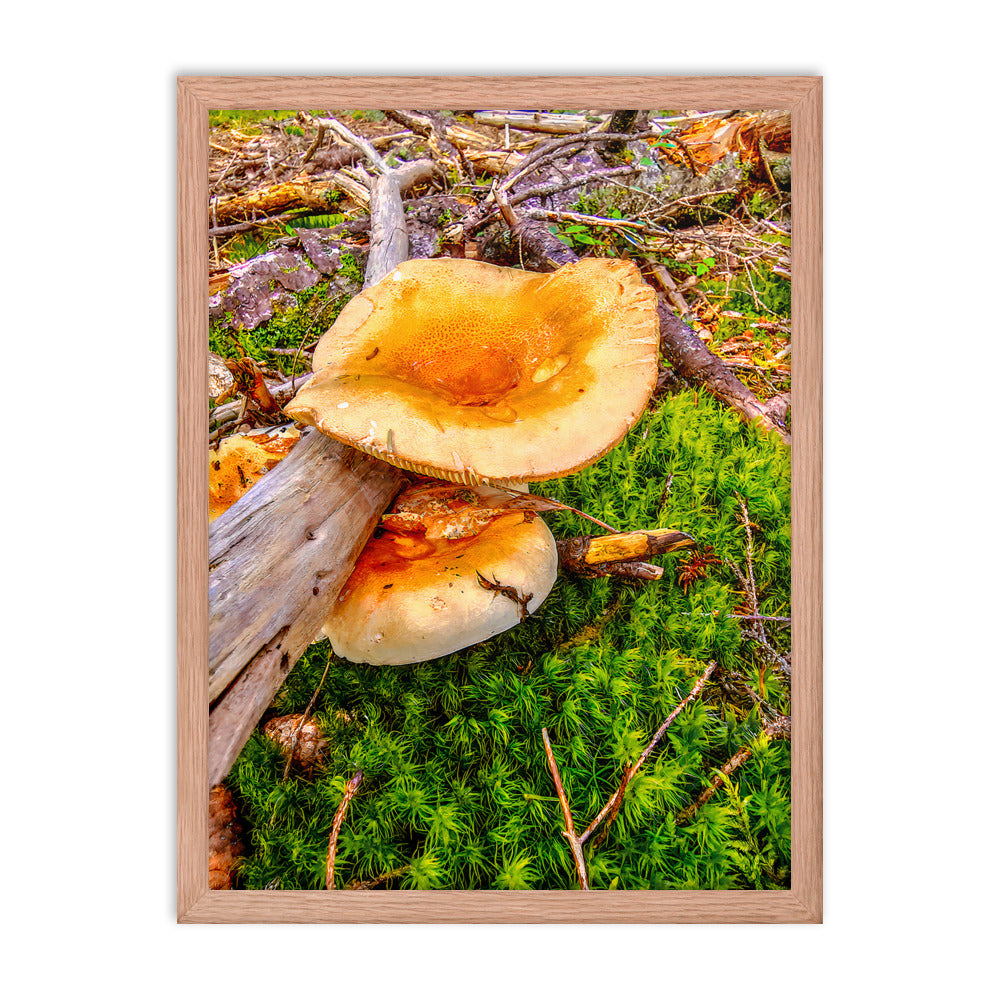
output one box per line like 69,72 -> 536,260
229,390 -> 792,891
337,251 -> 364,285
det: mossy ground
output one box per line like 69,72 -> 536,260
227,391 -> 792,891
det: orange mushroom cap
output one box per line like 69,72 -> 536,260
322,480 -> 558,665
285,257 -> 659,485
208,426 -> 300,521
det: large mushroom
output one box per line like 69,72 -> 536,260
285,257 -> 660,485
322,479 -> 558,665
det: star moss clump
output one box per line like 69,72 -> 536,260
228,389 -> 791,890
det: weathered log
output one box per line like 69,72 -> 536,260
473,111 -> 608,134
207,132 -> 422,785
211,178 -> 340,226
208,431 -> 404,701
464,149 -> 525,175
207,434 -> 404,781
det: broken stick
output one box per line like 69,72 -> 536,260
557,528 -> 695,581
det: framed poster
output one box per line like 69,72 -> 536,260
178,76 -> 821,922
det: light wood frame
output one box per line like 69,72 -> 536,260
178,76 -> 822,923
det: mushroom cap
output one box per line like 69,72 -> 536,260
285,257 -> 659,484
322,481 -> 558,665
208,426 -> 300,521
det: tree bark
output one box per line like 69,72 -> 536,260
208,432 -> 404,701
603,111 -> 638,158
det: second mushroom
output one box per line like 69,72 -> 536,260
322,480 -> 558,665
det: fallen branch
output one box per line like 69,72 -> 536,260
648,262 -> 696,320
557,528 -> 695,579
464,148 -> 525,175
499,131 -> 647,190
383,109 -> 475,182
541,728 -> 589,890
325,770 -> 364,889
580,660 -> 718,845
210,177 -> 351,226
541,660 -> 717,885
301,121 -> 326,165
473,111 -> 608,134
725,495 -> 791,679
655,297 -> 791,444
209,210 -> 304,239
464,130 -> 657,235
491,185 -> 576,271
469,164 -> 640,235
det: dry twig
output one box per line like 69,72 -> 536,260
281,645 -> 334,781
726,496 -> 791,679
325,769 -> 364,889
541,728 -> 590,890
346,865 -> 411,890
580,660 -> 718,843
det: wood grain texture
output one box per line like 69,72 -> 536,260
179,889 -> 818,924
177,75 -> 820,109
790,77 -> 823,923
178,75 -> 823,923
177,78 -> 210,917
206,437 -> 404,785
